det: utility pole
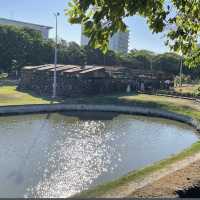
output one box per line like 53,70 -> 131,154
150,58 -> 153,71
52,12 -> 60,99
149,57 -> 153,80
179,46 -> 183,87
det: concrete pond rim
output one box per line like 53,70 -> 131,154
0,103 -> 199,131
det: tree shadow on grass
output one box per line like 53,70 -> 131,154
16,87 -> 64,104
15,87 -> 160,108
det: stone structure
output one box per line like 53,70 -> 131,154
18,64 -> 173,97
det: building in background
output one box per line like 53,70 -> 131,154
81,29 -> 90,46
81,28 -> 129,54
109,31 -> 129,54
0,18 -> 52,39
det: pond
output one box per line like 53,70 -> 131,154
0,111 -> 198,198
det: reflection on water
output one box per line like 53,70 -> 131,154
0,112 -> 198,198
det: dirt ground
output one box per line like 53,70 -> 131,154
130,158 -> 200,198
101,152 -> 200,198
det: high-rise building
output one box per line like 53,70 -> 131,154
109,31 -> 129,54
81,29 -> 129,54
81,29 -> 90,46
0,18 -> 52,39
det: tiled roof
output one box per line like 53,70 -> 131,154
23,64 -> 107,75
23,65 -> 46,70
49,65 -> 79,72
63,67 -> 82,73
37,65 -> 56,71
80,66 -> 105,74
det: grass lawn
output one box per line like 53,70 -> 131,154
119,94 -> 200,120
0,85 -> 55,106
0,85 -> 200,120
66,92 -> 200,120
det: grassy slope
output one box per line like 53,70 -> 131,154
119,94 -> 200,120
67,93 -> 200,120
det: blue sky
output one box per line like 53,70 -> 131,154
0,0 -> 170,53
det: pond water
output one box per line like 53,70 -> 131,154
0,112 -> 198,198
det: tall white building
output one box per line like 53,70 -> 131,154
81,29 -> 129,54
81,32 -> 90,46
109,31 -> 129,54
0,18 -> 52,39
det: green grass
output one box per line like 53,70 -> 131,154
118,94 -> 200,120
0,86 -> 56,106
64,93 -> 200,120
1,85 -> 199,120
76,141 -> 200,197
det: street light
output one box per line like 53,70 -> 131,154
150,57 -> 153,71
179,45 -> 183,87
52,12 -> 60,99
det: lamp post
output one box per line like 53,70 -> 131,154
179,55 -> 183,87
179,45 -> 183,87
150,57 -> 153,71
52,12 -> 60,99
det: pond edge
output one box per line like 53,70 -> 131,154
0,103 -> 199,131
0,103 -> 200,197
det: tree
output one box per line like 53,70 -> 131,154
65,42 -> 86,65
24,27 -> 49,66
153,52 -> 181,74
84,45 -> 117,66
67,0 -> 200,67
0,25 -> 30,72
128,50 -> 155,69
116,53 -> 144,69
0,25 -> 86,72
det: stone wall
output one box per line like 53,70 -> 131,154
18,66 -> 139,97
18,64 -> 166,97
19,70 -> 137,97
